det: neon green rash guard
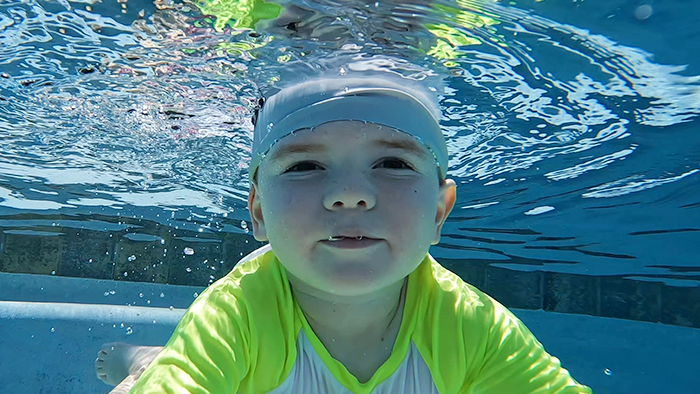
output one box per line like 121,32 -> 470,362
129,245 -> 592,394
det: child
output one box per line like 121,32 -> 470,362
95,74 -> 592,393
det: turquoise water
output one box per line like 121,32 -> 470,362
1,0 -> 698,283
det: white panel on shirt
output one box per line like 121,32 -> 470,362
266,330 -> 440,394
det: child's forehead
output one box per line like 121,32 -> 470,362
266,121 -> 434,163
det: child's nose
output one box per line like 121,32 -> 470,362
322,176 -> 377,211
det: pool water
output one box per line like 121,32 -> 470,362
0,0 -> 699,392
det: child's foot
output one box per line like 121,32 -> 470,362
95,342 -> 163,386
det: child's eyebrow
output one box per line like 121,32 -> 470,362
267,142 -> 326,163
267,138 -> 430,163
374,139 -> 430,160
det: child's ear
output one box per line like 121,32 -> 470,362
432,179 -> 457,245
248,183 -> 269,242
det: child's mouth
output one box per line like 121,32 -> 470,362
322,236 -> 382,249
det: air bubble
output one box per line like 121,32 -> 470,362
634,5 -> 653,20
128,255 -> 136,261
183,247 -> 194,255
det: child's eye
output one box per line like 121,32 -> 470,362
284,161 -> 322,173
376,158 -> 413,170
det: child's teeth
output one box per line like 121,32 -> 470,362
327,236 -> 364,241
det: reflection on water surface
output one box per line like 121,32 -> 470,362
0,0 -> 698,286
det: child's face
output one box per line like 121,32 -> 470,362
248,120 -> 456,296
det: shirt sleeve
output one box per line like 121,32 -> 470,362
468,302 -> 592,394
129,288 -> 251,394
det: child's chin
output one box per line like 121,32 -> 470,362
319,273 -> 398,296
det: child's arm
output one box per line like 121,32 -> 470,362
128,291 -> 251,394
468,305 -> 592,394
108,372 -> 139,394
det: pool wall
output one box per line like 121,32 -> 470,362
1,271 -> 700,394
1,223 -> 698,329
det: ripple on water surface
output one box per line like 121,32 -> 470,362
0,0 -> 699,281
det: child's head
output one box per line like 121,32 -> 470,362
247,75 -> 456,297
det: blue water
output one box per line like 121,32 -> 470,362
2,0 -> 698,285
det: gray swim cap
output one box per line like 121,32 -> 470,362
249,76 -> 448,183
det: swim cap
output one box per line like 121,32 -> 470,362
249,76 -> 448,183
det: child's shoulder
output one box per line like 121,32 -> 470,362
192,244 -> 289,309
218,244 -> 280,287
417,257 -> 591,394
418,255 -> 508,324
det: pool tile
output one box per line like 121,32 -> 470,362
661,284 -> 700,328
222,233 -> 266,273
58,230 -> 116,279
167,237 -> 224,286
114,236 -> 169,283
486,266 -> 543,310
436,258 -> 488,290
599,276 -> 662,323
543,272 -> 599,316
0,231 -> 61,275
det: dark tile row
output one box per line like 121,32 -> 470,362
1,224 -> 698,329
0,225 -> 265,287
440,258 -> 700,329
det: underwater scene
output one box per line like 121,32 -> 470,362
0,0 -> 699,393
